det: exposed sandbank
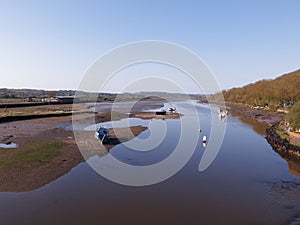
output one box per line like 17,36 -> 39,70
0,100 -> 181,192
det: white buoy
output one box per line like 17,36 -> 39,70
198,128 -> 202,132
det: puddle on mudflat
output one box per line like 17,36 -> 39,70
0,142 -> 18,148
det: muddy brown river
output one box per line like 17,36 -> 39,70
0,102 -> 299,225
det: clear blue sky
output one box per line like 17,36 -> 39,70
0,0 -> 299,93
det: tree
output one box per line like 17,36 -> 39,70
47,91 -> 56,98
210,69 -> 300,105
287,101 -> 300,131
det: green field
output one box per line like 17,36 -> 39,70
0,98 -> 24,103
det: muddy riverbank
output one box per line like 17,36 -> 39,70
226,103 -> 285,125
0,121 -> 148,192
0,100 -> 183,192
265,124 -> 300,177
130,111 -> 182,120
225,102 -> 300,177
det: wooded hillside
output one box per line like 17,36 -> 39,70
211,69 -> 300,106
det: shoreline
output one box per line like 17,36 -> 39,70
0,114 -> 148,192
225,102 -> 285,126
0,125 -> 148,192
266,123 -> 300,178
0,100 -> 182,192
266,124 -> 300,157
224,102 -> 300,167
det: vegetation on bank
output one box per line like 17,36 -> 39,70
210,69 -> 300,106
0,88 -> 199,104
0,141 -> 64,170
271,101 -> 300,141
287,101 -> 300,132
274,101 -> 300,145
276,121 -> 290,141
0,104 -> 92,122
208,69 -> 300,147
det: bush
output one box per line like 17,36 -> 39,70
287,101 -> 300,131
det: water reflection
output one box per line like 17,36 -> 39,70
0,102 -> 300,225
277,152 -> 300,177
229,111 -> 300,177
229,111 -> 269,136
238,117 -> 269,136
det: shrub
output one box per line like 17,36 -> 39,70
287,101 -> 300,131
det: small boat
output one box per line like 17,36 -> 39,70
218,107 -> 222,114
218,107 -> 228,113
168,107 -> 176,113
218,111 -> 226,119
95,127 -> 110,144
218,109 -> 228,119
155,110 -> 167,115
202,136 -> 207,143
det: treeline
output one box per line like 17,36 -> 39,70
210,69 -> 300,106
287,101 -> 300,131
0,88 -> 199,103
0,88 -> 76,98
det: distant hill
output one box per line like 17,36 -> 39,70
210,69 -> 300,106
0,88 -> 76,98
0,88 -> 200,103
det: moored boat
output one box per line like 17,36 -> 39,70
155,110 -> 167,115
168,107 -> 176,113
95,127 -> 110,144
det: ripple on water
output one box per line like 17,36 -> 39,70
288,216 -> 300,225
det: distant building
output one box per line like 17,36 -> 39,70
42,96 -> 80,104
42,97 -> 59,103
56,96 -> 80,104
26,97 -> 34,102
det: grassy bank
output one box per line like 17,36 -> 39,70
276,121 -> 290,141
275,121 -> 300,147
0,103 -> 93,123
96,111 -> 129,121
0,141 -> 64,170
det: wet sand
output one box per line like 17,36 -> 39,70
130,111 -> 182,120
0,117 -> 148,192
0,100 -> 182,192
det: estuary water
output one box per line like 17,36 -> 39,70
0,102 -> 299,225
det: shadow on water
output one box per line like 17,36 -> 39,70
230,111 -> 300,177
276,151 -> 300,177
238,117 -> 269,136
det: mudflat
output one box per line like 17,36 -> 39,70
226,103 -> 285,125
0,114 -> 148,192
0,101 -> 182,192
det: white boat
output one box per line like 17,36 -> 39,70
219,111 -> 227,119
168,107 -> 176,112
218,107 -> 228,119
